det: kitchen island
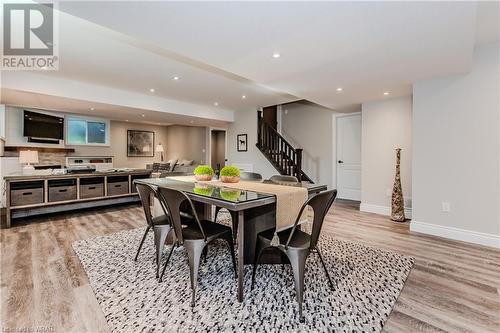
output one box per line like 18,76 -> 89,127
2,169 -> 151,228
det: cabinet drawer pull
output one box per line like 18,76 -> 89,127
88,186 -> 96,190
114,184 -> 121,188
58,189 -> 68,193
22,192 -> 33,196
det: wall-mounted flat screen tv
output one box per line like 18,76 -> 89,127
23,110 -> 64,140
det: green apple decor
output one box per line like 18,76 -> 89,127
193,183 -> 214,196
193,165 -> 214,181
220,166 -> 240,183
220,188 -> 241,202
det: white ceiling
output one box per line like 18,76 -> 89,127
1,88 -> 229,128
4,1 -> 499,119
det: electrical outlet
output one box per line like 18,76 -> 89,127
442,202 -> 451,212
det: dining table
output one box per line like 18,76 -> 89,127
134,177 -> 327,302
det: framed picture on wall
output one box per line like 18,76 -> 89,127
237,134 -> 248,152
127,130 -> 155,157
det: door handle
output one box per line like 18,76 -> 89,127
338,160 -> 344,164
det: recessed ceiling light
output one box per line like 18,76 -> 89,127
125,119 -> 129,122
90,107 -> 95,111
383,91 -> 390,96
149,88 -> 155,93
336,87 -> 343,92
272,53 -> 281,58
213,102 -> 219,106
190,120 -> 194,124
242,95 -> 246,99
173,76 -> 179,81
141,114 -> 145,117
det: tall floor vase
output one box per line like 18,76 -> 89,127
391,148 -> 406,222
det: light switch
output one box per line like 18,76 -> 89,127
442,202 -> 451,212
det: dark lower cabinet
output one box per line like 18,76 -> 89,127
48,179 -> 77,202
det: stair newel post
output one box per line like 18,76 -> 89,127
296,148 -> 303,181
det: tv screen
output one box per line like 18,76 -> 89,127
23,110 -> 64,140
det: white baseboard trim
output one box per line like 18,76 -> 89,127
360,203 -> 412,219
410,220 -> 500,249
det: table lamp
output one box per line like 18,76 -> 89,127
19,150 -> 39,175
156,143 -> 164,162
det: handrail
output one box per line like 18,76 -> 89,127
258,114 -> 297,151
257,111 -> 305,181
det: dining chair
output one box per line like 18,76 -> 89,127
134,183 -> 177,279
251,189 -> 337,322
240,171 -> 263,181
158,187 -> 237,307
214,171 -> 262,238
269,174 -> 299,183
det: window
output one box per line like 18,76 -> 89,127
67,117 -> 109,145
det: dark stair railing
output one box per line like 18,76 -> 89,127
256,111 -> 313,183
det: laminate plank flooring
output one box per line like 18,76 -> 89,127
1,202 -> 499,332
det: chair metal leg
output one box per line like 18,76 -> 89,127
251,240 -> 268,290
214,206 -> 222,222
185,241 -> 205,307
153,226 -> 171,278
224,233 -> 237,278
230,211 -> 238,242
316,248 -> 335,291
134,225 -> 151,261
288,250 -> 309,323
202,245 -> 208,263
158,243 -> 177,282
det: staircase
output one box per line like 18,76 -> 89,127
256,111 -> 314,183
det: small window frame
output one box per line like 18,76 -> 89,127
66,116 -> 110,146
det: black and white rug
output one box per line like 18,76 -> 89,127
73,219 -> 413,332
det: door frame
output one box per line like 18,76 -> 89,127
334,112 -> 362,200
208,127 -> 228,169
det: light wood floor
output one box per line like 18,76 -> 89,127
1,201 -> 499,332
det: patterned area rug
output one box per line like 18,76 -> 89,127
72,215 -> 414,333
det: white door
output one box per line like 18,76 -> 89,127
336,114 -> 361,200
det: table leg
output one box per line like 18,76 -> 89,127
237,210 -> 244,302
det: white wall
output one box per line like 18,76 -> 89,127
0,105 -> 5,139
361,96 -> 413,216
411,42 -> 500,248
281,101 -> 337,188
226,109 -> 276,178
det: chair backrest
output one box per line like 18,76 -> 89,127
136,183 -> 160,227
270,174 -> 299,183
286,189 -> 337,249
157,187 -> 205,244
240,171 -> 263,181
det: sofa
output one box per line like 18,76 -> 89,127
147,159 -> 198,178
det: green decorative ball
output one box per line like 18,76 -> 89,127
220,166 -> 240,177
193,165 -> 214,176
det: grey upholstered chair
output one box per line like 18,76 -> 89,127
240,171 -> 263,181
251,189 -> 337,322
158,187 -> 236,307
134,183 -> 176,278
269,174 -> 299,183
